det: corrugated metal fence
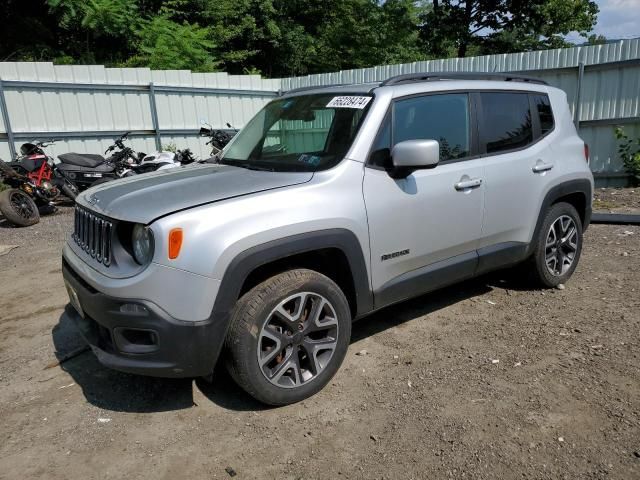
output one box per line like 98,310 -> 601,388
1,39 -> 639,184
0,64 -> 280,160
283,39 -> 640,184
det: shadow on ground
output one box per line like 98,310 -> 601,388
52,310 -> 195,413
52,270 -> 526,413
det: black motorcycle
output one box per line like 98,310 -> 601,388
54,132 -> 142,194
199,123 -> 238,157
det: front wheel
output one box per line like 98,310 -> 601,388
529,202 -> 583,288
0,188 -> 40,227
225,269 -> 352,406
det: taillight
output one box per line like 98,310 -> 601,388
584,143 -> 590,164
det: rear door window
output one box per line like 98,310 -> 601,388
479,92 -> 533,154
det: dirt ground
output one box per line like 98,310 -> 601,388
0,206 -> 639,480
593,187 -> 640,214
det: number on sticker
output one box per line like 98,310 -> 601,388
326,96 -> 372,109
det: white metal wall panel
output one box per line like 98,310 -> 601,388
282,39 -> 640,89
582,123 -> 640,173
1,39 -> 639,177
280,39 -> 640,176
0,63 -> 281,160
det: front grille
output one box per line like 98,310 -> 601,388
73,206 -> 113,266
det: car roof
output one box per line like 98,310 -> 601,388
281,72 -> 552,98
282,82 -> 379,97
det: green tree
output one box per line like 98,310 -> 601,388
168,0 -> 428,76
309,0 -> 427,74
587,34 -> 608,45
421,0 -> 599,58
47,0 -> 141,63
0,0 -> 601,76
127,15 -> 217,71
0,0 -> 59,61
615,127 -> 640,186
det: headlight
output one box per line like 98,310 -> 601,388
131,224 -> 154,265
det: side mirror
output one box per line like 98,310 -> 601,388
390,139 -> 440,178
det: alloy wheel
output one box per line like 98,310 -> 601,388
257,292 -> 339,388
545,215 -> 578,276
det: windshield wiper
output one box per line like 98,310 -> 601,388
222,160 -> 275,172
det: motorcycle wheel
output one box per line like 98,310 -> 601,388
0,188 -> 40,227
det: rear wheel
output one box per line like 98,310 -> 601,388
529,202 -> 583,288
0,189 -> 40,227
225,269 -> 351,405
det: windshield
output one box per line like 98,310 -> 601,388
221,93 -> 372,172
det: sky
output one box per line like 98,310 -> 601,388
590,0 -> 640,39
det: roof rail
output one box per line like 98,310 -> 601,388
380,72 -> 548,87
281,83 -> 348,96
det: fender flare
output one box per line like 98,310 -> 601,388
210,229 -> 374,325
526,178 -> 592,256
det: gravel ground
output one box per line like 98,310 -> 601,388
0,207 -> 639,480
593,187 -> 640,214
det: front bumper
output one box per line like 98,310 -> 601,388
62,258 -> 227,378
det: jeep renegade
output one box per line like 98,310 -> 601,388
62,73 -> 593,405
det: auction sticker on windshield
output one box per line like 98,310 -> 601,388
326,96 -> 372,109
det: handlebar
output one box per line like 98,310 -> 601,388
105,132 -> 132,154
35,139 -> 61,148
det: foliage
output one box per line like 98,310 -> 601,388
127,15 -> 217,71
162,143 -> 178,153
0,0 -> 601,76
420,0 -> 599,58
586,34 -> 608,45
614,127 -> 640,186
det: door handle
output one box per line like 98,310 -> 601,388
532,162 -> 553,173
454,177 -> 483,190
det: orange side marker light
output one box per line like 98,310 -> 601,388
168,228 -> 183,259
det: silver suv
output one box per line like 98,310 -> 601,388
62,73 -> 593,405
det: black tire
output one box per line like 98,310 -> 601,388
224,269 -> 352,406
0,189 -> 40,227
529,202 -> 583,288
61,182 -> 78,200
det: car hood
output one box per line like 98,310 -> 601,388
76,163 -> 314,224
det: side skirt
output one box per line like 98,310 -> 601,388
370,242 -> 529,314
476,241 -> 529,276
373,251 -> 478,311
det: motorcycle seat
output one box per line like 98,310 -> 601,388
56,161 -> 114,173
58,153 -> 106,168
